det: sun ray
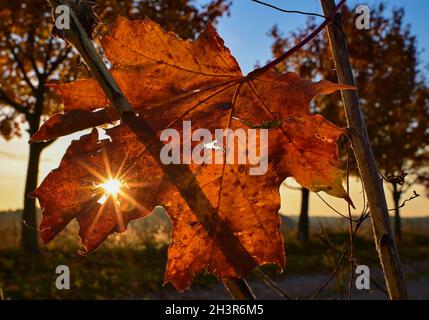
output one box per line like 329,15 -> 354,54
76,158 -> 108,183
114,153 -> 129,180
124,181 -> 150,188
102,148 -> 113,180
86,200 -> 108,237
73,143 -> 152,227
112,193 -> 125,232
119,190 -> 153,215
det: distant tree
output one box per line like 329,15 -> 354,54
270,3 -> 429,240
0,0 -> 230,254
297,187 -> 310,242
97,0 -> 231,40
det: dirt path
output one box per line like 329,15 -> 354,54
147,261 -> 429,300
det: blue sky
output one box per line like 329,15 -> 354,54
0,0 -> 428,216
215,0 -> 429,74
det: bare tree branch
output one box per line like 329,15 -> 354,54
317,233 -> 389,296
24,29 -> 41,77
47,46 -> 73,75
388,191 -> 420,212
43,36 -> 55,73
0,87 -> 29,116
5,36 -> 37,92
254,268 -> 293,300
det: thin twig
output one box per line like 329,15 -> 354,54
311,239 -> 349,299
346,142 -> 354,300
317,233 -> 389,296
311,211 -> 370,299
255,268 -> 293,300
388,191 -> 420,211
248,0 -> 346,77
315,192 -> 360,222
343,134 -> 368,217
251,0 -> 334,21
251,0 -> 346,38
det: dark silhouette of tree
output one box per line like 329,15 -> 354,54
270,3 -> 428,240
0,0 -> 230,254
297,188 -> 310,242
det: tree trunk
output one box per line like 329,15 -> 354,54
297,188 -> 310,242
21,139 -> 43,254
21,121 -> 43,254
21,80 -> 46,254
392,185 -> 402,240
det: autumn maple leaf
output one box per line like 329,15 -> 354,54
31,17 -> 354,290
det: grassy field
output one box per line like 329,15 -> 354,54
1,228 -> 429,299
1,210 -> 429,299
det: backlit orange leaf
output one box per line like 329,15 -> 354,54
31,17 -> 354,290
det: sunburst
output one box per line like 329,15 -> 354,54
101,178 -> 122,196
96,178 -> 125,205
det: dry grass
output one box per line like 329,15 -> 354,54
0,208 -> 171,251
1,210 -> 429,299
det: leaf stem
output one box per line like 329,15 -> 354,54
223,278 -> 256,300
